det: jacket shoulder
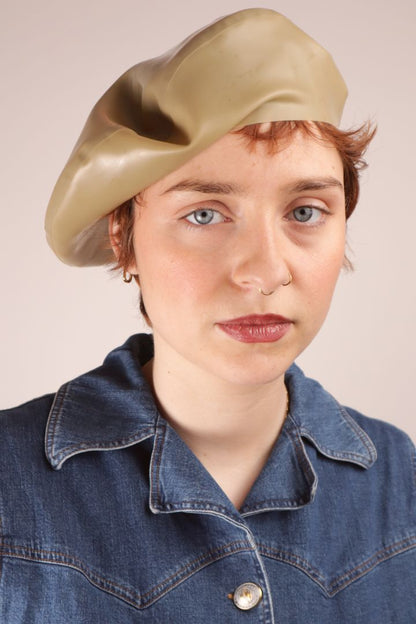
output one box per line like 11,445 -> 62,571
0,394 -> 55,467
345,407 -> 416,488
1,393 -> 55,426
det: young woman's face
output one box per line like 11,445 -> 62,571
127,130 -> 346,387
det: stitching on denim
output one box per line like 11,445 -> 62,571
138,540 -> 252,601
291,404 -> 377,466
326,535 -> 416,594
287,413 -> 336,464
260,535 -> 416,596
46,382 -> 71,460
155,419 -> 166,504
238,424 -> 317,513
300,426 -> 372,464
157,501 -> 228,511
339,406 -> 377,461
153,423 -> 317,514
1,540 -> 252,609
149,421 -> 243,518
52,428 -> 155,460
46,381 -> 156,466
245,530 -> 275,624
259,545 -> 325,584
240,498 -> 310,513
289,426 -> 316,487
151,416 -> 165,506
152,498 -> 242,517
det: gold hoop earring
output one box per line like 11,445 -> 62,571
122,269 -> 133,284
282,272 -> 293,286
259,288 -> 275,296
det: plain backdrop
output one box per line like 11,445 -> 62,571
1,0 -> 415,441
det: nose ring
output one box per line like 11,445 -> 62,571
282,272 -> 293,287
259,272 -> 292,295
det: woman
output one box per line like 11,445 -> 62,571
1,9 -> 415,622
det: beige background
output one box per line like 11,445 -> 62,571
1,0 -> 415,441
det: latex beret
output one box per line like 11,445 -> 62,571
45,8 -> 348,266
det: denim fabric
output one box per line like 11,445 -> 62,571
1,334 -> 415,623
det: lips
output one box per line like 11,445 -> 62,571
216,314 -> 292,343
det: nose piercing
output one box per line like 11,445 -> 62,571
259,272 -> 293,295
282,272 -> 293,287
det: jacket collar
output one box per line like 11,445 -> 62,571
45,335 -> 158,470
284,365 -> 377,469
45,334 -> 376,473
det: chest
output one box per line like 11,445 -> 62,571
2,440 -> 415,623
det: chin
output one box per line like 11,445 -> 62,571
206,348 -> 296,387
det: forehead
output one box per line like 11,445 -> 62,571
148,130 -> 343,196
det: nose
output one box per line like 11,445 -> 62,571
231,223 -> 292,294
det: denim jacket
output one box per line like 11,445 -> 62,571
1,334 -> 415,623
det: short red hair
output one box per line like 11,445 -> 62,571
235,120 -> 375,218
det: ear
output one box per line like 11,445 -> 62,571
107,212 -> 138,275
108,213 -> 121,261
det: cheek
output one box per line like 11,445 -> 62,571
133,235 -> 223,308
310,266 -> 341,304
300,236 -> 345,309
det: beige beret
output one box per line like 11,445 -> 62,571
45,8 -> 347,266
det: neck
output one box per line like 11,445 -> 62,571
143,338 -> 289,509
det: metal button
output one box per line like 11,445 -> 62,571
232,582 -> 263,610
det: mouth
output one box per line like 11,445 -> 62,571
216,314 -> 292,344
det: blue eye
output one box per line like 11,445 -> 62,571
291,206 -> 323,224
185,209 -> 224,226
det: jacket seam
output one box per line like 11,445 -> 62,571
0,540 -> 253,609
259,534 -> 416,596
51,429 -> 156,460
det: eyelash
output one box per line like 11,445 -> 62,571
182,204 -> 330,232
286,205 -> 330,227
184,208 -> 227,227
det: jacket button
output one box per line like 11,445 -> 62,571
232,582 -> 263,610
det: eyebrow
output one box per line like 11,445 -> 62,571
162,180 -> 245,195
286,177 -> 344,193
162,176 -> 344,196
